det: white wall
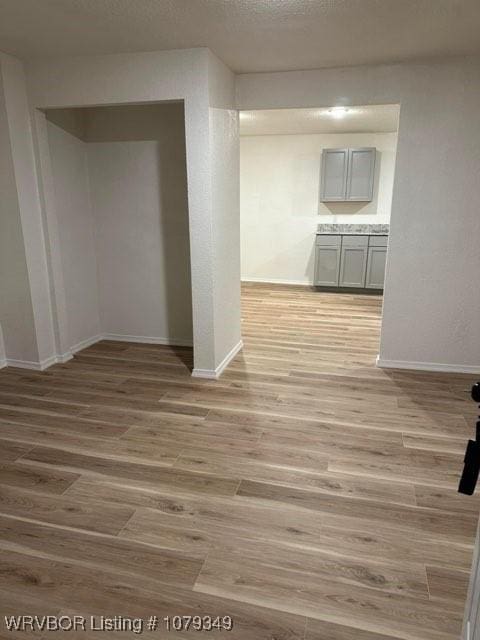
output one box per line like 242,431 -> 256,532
237,56 -> 480,371
240,131 -> 397,284
0,61 -> 38,364
13,47 -> 480,372
25,47 -> 239,375
174,50 -> 240,375
0,53 -> 57,366
207,37 -> 241,371
85,103 -> 192,345
46,116 -> 101,350
210,107 -> 241,366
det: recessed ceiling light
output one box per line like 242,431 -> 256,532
328,106 -> 350,119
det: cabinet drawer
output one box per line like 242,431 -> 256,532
315,234 -> 341,247
341,235 -> 369,247
369,235 -> 388,247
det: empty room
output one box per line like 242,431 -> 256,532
0,2 -> 480,640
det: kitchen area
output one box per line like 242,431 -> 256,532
240,104 -> 399,304
314,141 -> 390,291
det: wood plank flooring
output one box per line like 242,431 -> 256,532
0,282 -> 477,639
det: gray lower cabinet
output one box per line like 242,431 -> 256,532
339,245 -> 368,287
365,246 -> 387,289
314,234 -> 387,289
314,245 -> 341,286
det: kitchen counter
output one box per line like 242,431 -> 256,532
314,224 -> 388,289
317,223 -> 389,235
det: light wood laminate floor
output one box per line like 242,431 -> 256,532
0,283 -> 477,639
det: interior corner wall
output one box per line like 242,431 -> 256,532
240,131 -> 397,285
237,57 -> 480,371
0,62 -> 38,363
45,116 -> 101,351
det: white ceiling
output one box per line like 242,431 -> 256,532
240,105 -> 400,136
0,0 -> 479,73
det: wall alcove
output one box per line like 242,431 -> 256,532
44,102 -> 193,357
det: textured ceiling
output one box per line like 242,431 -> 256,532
0,0 -> 479,73
240,105 -> 400,136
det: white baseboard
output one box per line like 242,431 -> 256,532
3,359 -> 41,371
103,333 -> 193,347
17,335 -> 104,370
53,352 -> 73,364
242,277 -> 312,286
4,357 -> 58,371
70,334 -> 104,355
192,340 -> 243,379
376,356 -> 480,375
1,334 -> 103,371
0,333 -> 193,372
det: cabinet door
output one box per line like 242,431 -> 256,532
346,148 -> 376,201
365,246 -> 387,289
339,246 -> 368,288
320,149 -> 348,201
314,246 -> 341,286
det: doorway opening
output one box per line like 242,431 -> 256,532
238,103 -> 400,369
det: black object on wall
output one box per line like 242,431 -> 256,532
458,382 -> 480,496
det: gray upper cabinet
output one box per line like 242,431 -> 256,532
320,147 -> 376,202
320,149 -> 348,201
346,148 -> 376,201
